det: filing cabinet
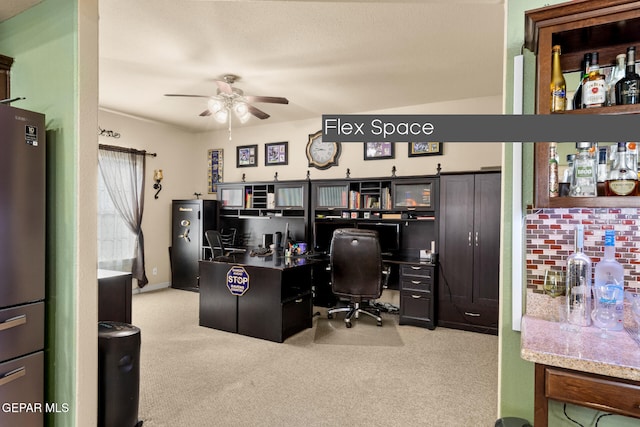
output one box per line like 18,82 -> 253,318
399,263 -> 435,329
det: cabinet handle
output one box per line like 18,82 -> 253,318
0,314 -> 26,332
464,312 -> 481,317
410,266 -> 421,270
411,280 -> 422,285
468,232 -> 472,246
411,295 -> 422,299
0,367 -> 25,387
475,231 -> 479,247
295,298 -> 303,303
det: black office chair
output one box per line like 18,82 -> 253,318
205,230 -> 244,260
327,228 -> 383,328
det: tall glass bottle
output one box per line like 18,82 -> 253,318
606,142 -> 638,196
550,45 -> 566,112
549,142 -> 559,198
565,224 -> 592,327
607,54 -> 626,106
570,142 -> 597,197
593,230 -> 624,331
615,46 -> 640,105
572,53 -> 591,110
583,52 -> 606,108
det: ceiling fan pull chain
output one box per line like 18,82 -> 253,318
228,115 -> 232,141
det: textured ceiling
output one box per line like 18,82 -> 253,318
0,0 -> 41,22
99,0 -> 505,132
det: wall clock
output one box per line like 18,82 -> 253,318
306,130 -> 341,169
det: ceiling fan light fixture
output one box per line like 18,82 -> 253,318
207,98 -> 225,114
213,108 -> 228,124
234,101 -> 250,123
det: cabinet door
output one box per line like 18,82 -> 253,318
473,173 -> 501,308
439,175 -> 474,305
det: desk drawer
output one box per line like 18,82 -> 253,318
282,293 -> 312,342
399,291 -> 434,329
545,366 -> 640,418
400,277 -> 432,293
400,264 -> 433,279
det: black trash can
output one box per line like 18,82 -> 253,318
98,321 -> 141,427
495,417 -> 532,427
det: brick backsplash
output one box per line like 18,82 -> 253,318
526,208 -> 640,294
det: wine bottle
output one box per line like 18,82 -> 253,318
593,230 -> 624,331
615,46 -> 640,105
565,224 -> 592,327
583,52 -> 606,108
572,53 -> 591,110
550,45 -> 566,112
607,54 -> 626,106
606,142 -> 638,196
549,142 -> 559,197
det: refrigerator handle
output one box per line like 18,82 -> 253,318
0,367 -> 26,387
0,314 -> 27,332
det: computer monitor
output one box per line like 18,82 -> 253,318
313,221 -> 355,254
357,222 -> 401,254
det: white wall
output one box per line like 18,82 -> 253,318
99,94 -> 503,288
194,95 -> 504,183
98,109 -> 209,288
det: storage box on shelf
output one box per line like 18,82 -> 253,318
526,0 -> 640,209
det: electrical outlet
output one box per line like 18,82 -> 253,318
152,267 -> 158,275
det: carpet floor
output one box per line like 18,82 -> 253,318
132,288 -> 499,426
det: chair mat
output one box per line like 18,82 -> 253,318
313,311 -> 404,347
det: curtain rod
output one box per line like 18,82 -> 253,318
99,144 -> 157,157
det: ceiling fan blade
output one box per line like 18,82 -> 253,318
245,95 -> 289,105
164,94 -> 210,98
199,109 -> 212,117
215,80 -> 233,95
248,104 -> 270,120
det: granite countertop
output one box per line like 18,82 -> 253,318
521,292 -> 640,381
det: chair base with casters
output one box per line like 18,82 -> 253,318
327,302 -> 382,328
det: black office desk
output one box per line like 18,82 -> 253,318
199,253 -> 318,343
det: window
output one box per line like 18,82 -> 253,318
97,161 -> 136,272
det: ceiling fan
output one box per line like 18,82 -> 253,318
164,74 -> 289,124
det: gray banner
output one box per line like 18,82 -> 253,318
321,114 -> 640,142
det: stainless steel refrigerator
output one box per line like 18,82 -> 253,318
0,104 -> 45,427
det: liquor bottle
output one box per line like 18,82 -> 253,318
550,45 -> 566,112
570,142 -> 597,197
593,230 -> 624,331
572,53 -> 591,110
583,52 -> 606,108
597,147 -> 608,196
549,142 -> 559,197
605,142 -> 639,196
565,224 -> 592,327
615,46 -> 640,105
607,54 -> 626,106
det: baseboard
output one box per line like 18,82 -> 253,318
133,281 -> 171,294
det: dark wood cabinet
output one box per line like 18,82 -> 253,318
438,172 -> 500,334
98,270 -> 132,323
399,263 -> 436,329
0,55 -> 13,101
525,0 -> 640,209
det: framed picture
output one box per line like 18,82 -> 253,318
264,141 -> 288,166
207,149 -> 223,194
236,144 -> 258,167
364,142 -> 395,160
408,142 -> 443,157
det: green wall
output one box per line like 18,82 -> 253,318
503,2 -> 640,426
0,0 -> 79,425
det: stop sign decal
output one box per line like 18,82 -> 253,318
226,266 -> 250,296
